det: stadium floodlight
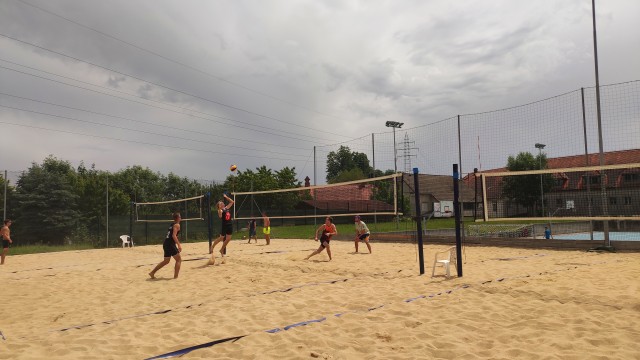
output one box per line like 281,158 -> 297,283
535,143 -> 546,217
385,121 -> 404,172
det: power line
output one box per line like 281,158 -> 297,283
0,91 -> 311,152
0,62 -> 331,144
0,32 -> 351,139
14,0 -> 347,123
0,104 -> 309,159
0,120 -> 308,162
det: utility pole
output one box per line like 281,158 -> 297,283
399,133 -> 418,173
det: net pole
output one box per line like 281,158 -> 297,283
473,168 -> 478,221
106,175 -> 109,247
393,172 -> 398,227
129,201 -> 134,248
453,164 -> 463,277
581,87 -> 595,241
457,115 -> 465,240
184,185 -> 188,242
206,192 -> 212,253
372,133 -> 377,226
481,174 -> 488,222
412,168 -> 425,275
313,146 -> 317,228
4,170 -> 7,221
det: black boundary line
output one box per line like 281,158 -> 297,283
144,259 -> 614,358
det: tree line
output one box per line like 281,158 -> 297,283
1,156 -> 302,245
1,147 -> 401,245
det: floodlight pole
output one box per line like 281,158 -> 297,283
592,0 -> 610,246
535,143 -> 546,217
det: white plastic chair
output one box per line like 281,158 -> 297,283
120,235 -> 133,248
431,246 -> 457,278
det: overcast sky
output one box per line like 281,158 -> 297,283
1,0 -> 639,184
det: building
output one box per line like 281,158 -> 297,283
480,149 -> 640,219
403,173 -> 476,218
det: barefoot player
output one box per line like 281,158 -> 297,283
1,219 -> 13,265
305,217 -> 337,261
149,212 -> 182,279
209,193 -> 234,264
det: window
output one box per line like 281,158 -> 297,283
609,197 -> 617,205
492,202 -> 498,212
623,173 -> 640,182
624,197 -> 632,205
581,175 -> 601,185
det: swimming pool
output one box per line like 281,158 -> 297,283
553,232 -> 640,241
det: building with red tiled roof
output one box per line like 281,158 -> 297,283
476,149 -> 640,218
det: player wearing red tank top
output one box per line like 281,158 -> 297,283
305,216 -> 337,261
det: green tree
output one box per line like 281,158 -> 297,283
0,173 -> 16,220
332,168 -> 366,183
502,151 -> 553,215
326,145 -> 373,183
111,165 -> 165,204
228,166 -> 302,213
14,156 -> 81,244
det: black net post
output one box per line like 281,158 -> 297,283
453,164 -> 463,277
412,168 -> 425,275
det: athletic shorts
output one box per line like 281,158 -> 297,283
163,240 -> 179,258
2,240 -> 10,249
319,235 -> 330,248
220,223 -> 233,236
249,228 -> 256,236
358,233 -> 370,241
263,226 -> 271,235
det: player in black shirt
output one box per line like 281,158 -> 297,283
208,193 -> 235,265
149,212 -> 182,279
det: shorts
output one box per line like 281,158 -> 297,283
358,233 -> 370,241
319,235 -> 330,248
263,227 -> 271,235
220,223 -> 233,236
2,240 -> 10,249
249,229 -> 256,236
163,240 -> 179,258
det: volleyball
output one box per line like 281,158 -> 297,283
230,164 -> 237,171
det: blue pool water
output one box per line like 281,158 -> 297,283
553,232 -> 640,241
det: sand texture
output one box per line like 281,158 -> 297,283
0,239 -> 639,359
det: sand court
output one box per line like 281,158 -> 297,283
0,239 -> 639,359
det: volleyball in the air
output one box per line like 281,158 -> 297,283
230,164 -> 237,171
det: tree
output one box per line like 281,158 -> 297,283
0,173 -> 16,220
227,166 -> 302,213
14,156 -> 81,244
332,168 -> 366,183
326,146 -> 373,183
110,165 -> 165,204
502,151 -> 553,215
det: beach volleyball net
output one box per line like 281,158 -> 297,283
480,163 -> 640,221
231,173 -> 402,222
135,195 -> 206,222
